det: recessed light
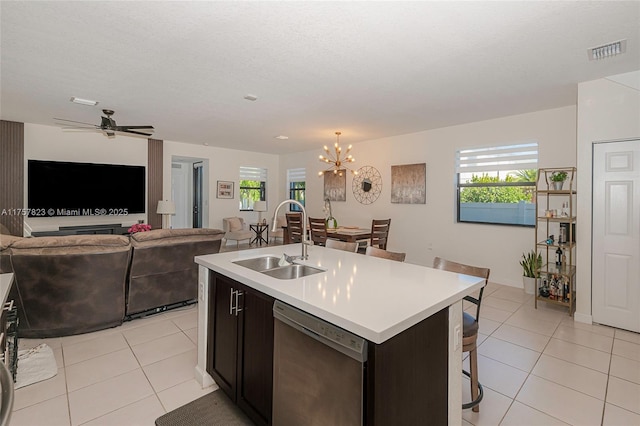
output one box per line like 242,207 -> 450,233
70,97 -> 99,106
243,94 -> 258,101
203,142 -> 209,146
275,135 -> 289,140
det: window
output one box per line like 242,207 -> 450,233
239,166 -> 267,211
456,142 -> 538,226
287,168 -> 306,212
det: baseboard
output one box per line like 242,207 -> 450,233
194,364 -> 216,388
573,311 -> 592,325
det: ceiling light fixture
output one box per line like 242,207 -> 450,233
588,39 -> 627,60
243,94 -> 258,101
70,97 -> 99,106
274,135 -> 289,140
318,131 -> 357,177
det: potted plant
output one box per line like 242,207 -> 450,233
550,170 -> 567,190
520,250 -> 542,295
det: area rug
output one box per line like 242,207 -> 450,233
15,343 -> 57,389
155,389 -> 254,426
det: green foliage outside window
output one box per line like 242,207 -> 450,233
239,179 -> 264,210
459,170 -> 536,203
289,181 -> 305,211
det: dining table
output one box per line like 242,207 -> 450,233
281,225 -> 371,244
326,226 -> 371,243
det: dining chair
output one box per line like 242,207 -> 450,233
308,217 -> 328,246
365,246 -> 406,262
325,239 -> 358,253
432,256 -> 490,412
370,219 -> 391,250
285,213 -> 303,244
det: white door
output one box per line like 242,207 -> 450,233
171,162 -> 191,229
592,140 -> 640,332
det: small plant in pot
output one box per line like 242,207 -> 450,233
520,250 -> 542,295
550,170 -> 567,190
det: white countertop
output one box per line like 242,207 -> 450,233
195,245 -> 484,344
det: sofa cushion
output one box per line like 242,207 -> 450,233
10,235 -> 130,255
0,234 -> 22,251
130,228 -> 224,248
227,217 -> 242,231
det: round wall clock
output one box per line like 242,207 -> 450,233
352,166 -> 382,205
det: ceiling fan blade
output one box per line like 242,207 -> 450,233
116,125 -> 154,130
54,118 -> 97,126
119,129 -> 154,136
60,126 -> 98,130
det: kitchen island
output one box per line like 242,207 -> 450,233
195,244 -> 484,425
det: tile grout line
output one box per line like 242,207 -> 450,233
505,304 -> 572,426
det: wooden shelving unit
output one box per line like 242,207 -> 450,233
534,167 -> 577,316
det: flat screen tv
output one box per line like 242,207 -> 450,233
28,160 -> 145,217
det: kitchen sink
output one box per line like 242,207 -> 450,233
233,256 -> 325,279
233,256 -> 282,272
261,264 -> 325,280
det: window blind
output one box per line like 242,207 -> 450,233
240,166 -> 267,181
456,142 -> 538,173
287,168 -> 306,182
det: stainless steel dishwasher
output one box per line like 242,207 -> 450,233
272,300 -> 367,426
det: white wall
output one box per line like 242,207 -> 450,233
22,123 -> 282,239
23,123 -> 148,233
576,72 -> 640,324
162,140 -> 280,237
280,106 -> 577,287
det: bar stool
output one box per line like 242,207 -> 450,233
433,257 -> 490,412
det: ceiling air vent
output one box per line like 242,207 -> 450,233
588,40 -> 627,60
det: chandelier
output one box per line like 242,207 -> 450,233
318,131 -> 357,177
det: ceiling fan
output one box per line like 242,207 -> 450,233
55,109 -> 154,138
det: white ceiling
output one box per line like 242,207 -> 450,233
1,1 -> 639,154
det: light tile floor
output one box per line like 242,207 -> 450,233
11,305 -> 215,426
461,283 -> 640,426
10,280 -> 640,425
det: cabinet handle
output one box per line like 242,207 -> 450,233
229,288 -> 235,315
235,291 -> 244,316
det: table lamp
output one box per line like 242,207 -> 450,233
157,200 -> 176,229
254,200 -> 267,224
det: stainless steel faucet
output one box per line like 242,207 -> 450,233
272,199 -> 309,260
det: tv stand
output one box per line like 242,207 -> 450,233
32,223 -> 130,237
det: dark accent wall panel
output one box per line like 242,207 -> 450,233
147,138 -> 163,229
0,120 -> 25,236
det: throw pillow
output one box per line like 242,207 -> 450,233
228,217 -> 242,231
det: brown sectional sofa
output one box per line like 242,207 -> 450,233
127,228 -> 224,317
2,228 -> 224,338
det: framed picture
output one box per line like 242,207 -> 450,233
391,163 -> 426,204
323,170 -> 346,201
217,181 -> 234,199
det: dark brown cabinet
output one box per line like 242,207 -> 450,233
207,272 -> 274,426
